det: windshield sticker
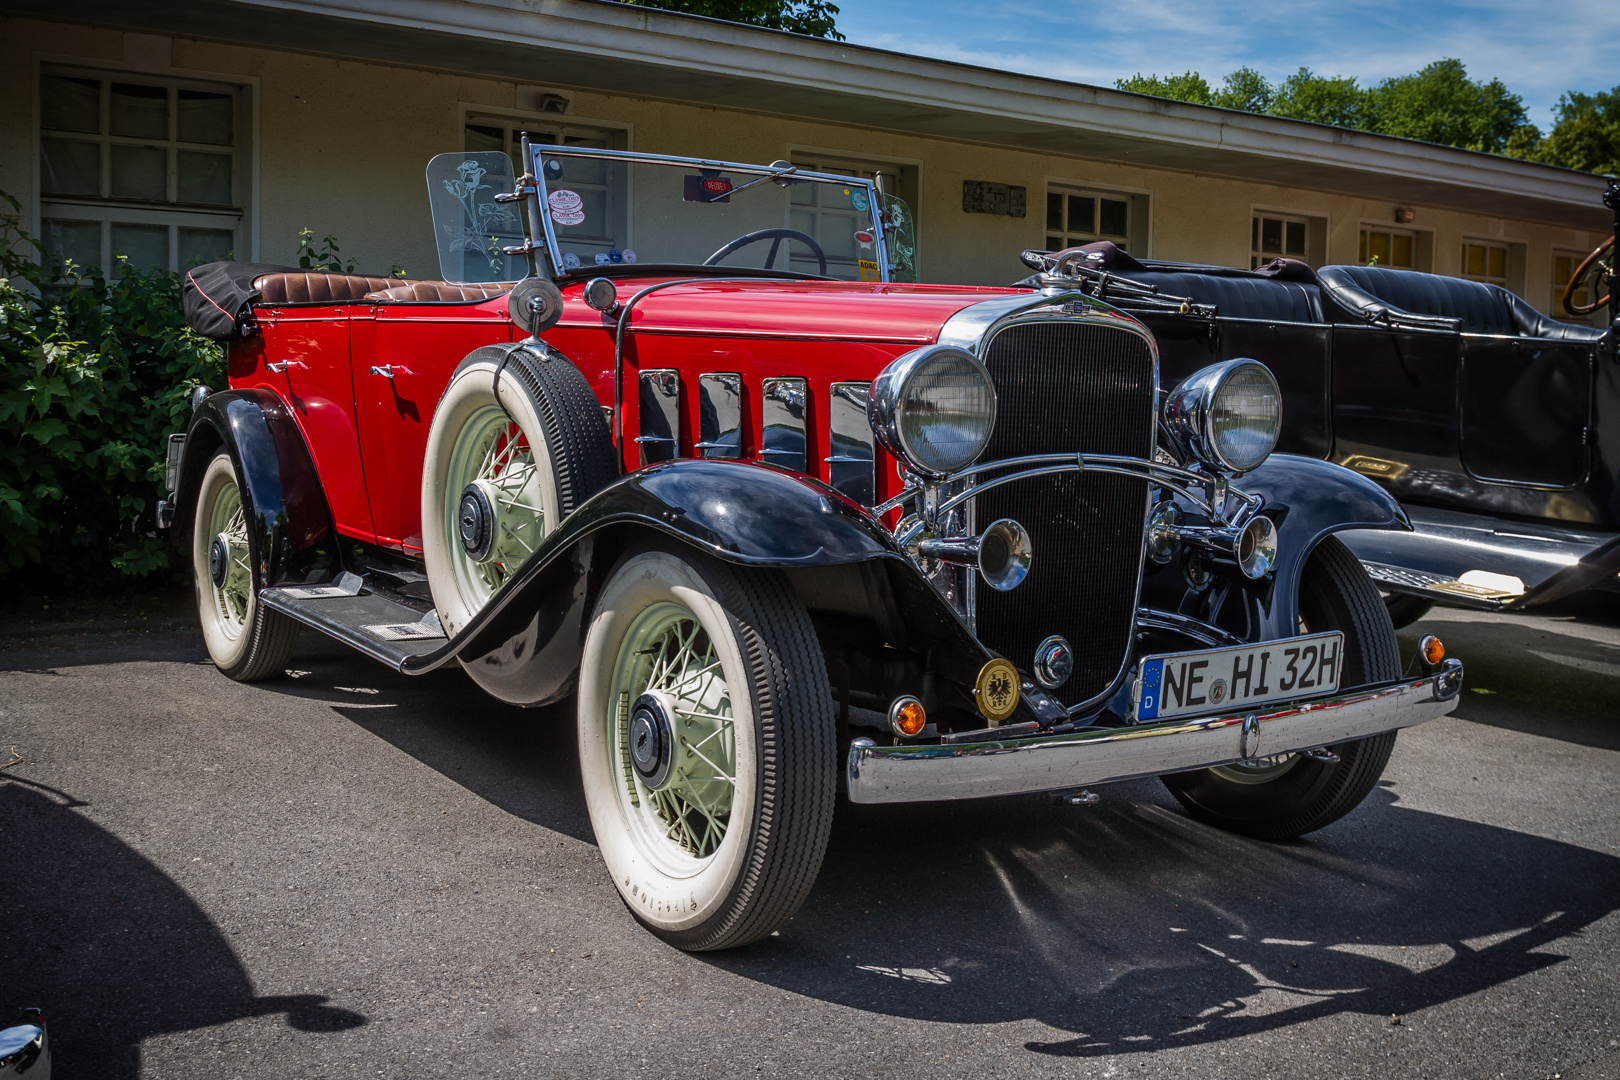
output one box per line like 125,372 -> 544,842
562,252 -> 581,270
854,230 -> 874,246
622,249 -> 637,264
849,188 -> 869,212
543,159 -> 564,181
858,258 -> 881,282
608,248 -> 623,264
594,252 -> 612,266
548,189 -> 585,226
684,173 -> 734,204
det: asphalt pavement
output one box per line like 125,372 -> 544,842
2,590 -> 1619,1079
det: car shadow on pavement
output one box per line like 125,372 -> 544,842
707,781 -> 1620,1058
0,776 -> 367,1079
272,634 -> 597,844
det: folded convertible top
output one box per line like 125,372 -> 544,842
183,261 -> 295,341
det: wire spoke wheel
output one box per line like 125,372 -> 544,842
191,450 -> 296,682
611,604 -> 737,868
578,547 -> 834,950
443,406 -> 547,609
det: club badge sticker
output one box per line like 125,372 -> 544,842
548,189 -> 585,227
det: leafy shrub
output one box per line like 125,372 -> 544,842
0,192 -> 224,592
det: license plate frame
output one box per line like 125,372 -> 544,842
1134,631 -> 1345,722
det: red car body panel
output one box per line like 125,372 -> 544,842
231,277 -> 1030,553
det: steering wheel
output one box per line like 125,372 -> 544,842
703,228 -> 827,276
1563,235 -> 1613,317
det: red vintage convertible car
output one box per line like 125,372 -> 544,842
163,144 -> 1461,949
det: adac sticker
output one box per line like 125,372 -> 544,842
849,188 -> 869,212
548,188 -> 585,226
858,258 -> 881,282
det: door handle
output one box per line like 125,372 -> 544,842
370,364 -> 413,379
265,360 -> 306,373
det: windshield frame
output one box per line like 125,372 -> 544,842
523,143 -> 893,284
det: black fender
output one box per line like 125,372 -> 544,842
410,458 -> 1017,722
171,388 -> 335,588
1242,454 -> 1409,638
1144,454 -> 1409,644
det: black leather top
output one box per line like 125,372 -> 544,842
1318,265 -> 1608,342
1116,271 -> 1324,324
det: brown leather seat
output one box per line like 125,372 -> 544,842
362,281 -> 513,303
253,272 -> 422,304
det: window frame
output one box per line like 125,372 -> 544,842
1357,225 -> 1421,271
34,62 -> 255,275
1461,238 -> 1511,288
1044,184 -> 1135,252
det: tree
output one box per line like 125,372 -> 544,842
1269,68 -> 1365,128
614,0 -> 842,39
1116,71 -> 1213,105
1512,86 -> 1620,176
1116,58 -> 1551,161
1367,59 -> 1528,153
1211,67 -> 1273,113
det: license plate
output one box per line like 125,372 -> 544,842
1135,632 -> 1344,722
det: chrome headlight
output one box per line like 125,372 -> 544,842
868,345 -> 997,478
1163,359 -> 1281,474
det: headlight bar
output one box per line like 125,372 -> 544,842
874,452 -> 1258,526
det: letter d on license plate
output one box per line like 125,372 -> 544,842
1135,632 -> 1344,721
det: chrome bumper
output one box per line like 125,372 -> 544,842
847,659 -> 1463,804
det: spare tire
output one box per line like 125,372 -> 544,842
421,344 -> 616,640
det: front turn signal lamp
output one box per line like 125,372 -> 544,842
888,696 -> 927,738
1419,634 -> 1446,669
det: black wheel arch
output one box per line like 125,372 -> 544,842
170,388 -> 336,588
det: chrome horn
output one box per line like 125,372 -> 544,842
918,518 -> 1032,591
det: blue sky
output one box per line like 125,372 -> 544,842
834,0 -> 1619,129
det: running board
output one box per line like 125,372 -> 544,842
1358,561 -> 1516,610
259,572 -> 446,670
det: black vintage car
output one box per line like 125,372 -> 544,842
1023,187 -> 1620,626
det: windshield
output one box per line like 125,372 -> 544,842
532,147 -> 905,282
427,147 -> 916,285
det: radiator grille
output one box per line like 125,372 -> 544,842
974,320 -> 1157,707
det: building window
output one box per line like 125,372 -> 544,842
1047,189 -> 1131,250
1462,240 -> 1509,287
38,70 -> 246,275
1251,213 -> 1309,268
1360,228 -> 1417,269
788,156 -> 918,281
1553,249 -> 1597,323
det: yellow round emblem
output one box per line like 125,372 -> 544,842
974,658 -> 1021,724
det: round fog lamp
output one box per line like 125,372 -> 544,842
869,345 -> 997,477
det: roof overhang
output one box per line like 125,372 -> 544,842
3,0 -> 1611,229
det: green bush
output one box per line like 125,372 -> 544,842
0,192 -> 224,592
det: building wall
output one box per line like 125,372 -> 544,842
2,15 -> 1609,316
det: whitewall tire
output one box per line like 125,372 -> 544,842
192,451 -> 297,681
578,548 -> 835,950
